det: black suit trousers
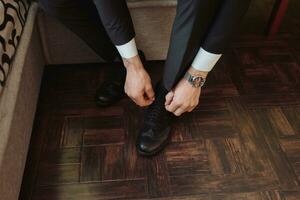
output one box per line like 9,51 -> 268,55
40,0 -> 251,90
39,0 -> 133,80
163,0 -> 251,89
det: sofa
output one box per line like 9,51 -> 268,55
0,1 -> 177,199
0,1 -> 45,200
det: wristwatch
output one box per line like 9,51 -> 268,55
184,71 -> 206,88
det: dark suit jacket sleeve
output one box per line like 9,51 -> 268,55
93,0 -> 135,46
202,0 -> 251,54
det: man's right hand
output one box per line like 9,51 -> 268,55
123,55 -> 155,107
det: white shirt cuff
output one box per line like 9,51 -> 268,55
115,38 -> 138,59
191,47 -> 222,72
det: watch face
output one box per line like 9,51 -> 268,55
185,72 -> 206,88
191,76 -> 202,87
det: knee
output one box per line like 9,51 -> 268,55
176,0 -> 204,16
39,0 -> 73,19
177,0 -> 202,7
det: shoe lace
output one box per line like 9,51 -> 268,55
143,104 -> 163,137
145,94 -> 168,132
147,101 -> 163,124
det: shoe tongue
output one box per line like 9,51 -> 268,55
145,83 -> 170,132
155,81 -> 169,98
145,83 -> 169,127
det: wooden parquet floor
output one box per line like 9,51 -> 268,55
20,34 -> 300,200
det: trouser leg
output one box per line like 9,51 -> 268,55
163,0 -> 222,90
163,0 -> 251,90
39,0 -> 119,62
93,0 -> 136,46
202,0 -> 251,54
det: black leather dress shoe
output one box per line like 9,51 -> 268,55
95,77 -> 126,107
95,51 -> 145,107
136,82 -> 173,156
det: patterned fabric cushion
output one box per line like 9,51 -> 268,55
0,0 -> 30,96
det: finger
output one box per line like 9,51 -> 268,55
165,91 -> 174,106
165,100 -> 180,113
136,94 -> 153,107
188,101 -> 199,112
174,108 -> 185,116
143,97 -> 154,106
129,95 -> 140,105
188,106 -> 196,112
129,93 -> 145,106
131,98 -> 141,107
145,85 -> 155,100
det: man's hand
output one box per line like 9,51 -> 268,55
165,68 -> 208,116
123,55 -> 155,107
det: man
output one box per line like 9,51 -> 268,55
40,0 -> 251,156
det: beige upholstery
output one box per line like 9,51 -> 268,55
0,3 -> 45,200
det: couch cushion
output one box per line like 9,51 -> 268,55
0,0 -> 30,96
127,0 -> 176,8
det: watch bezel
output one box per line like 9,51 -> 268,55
185,72 -> 206,88
190,76 -> 202,87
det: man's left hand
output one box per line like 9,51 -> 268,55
165,69 -> 208,116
